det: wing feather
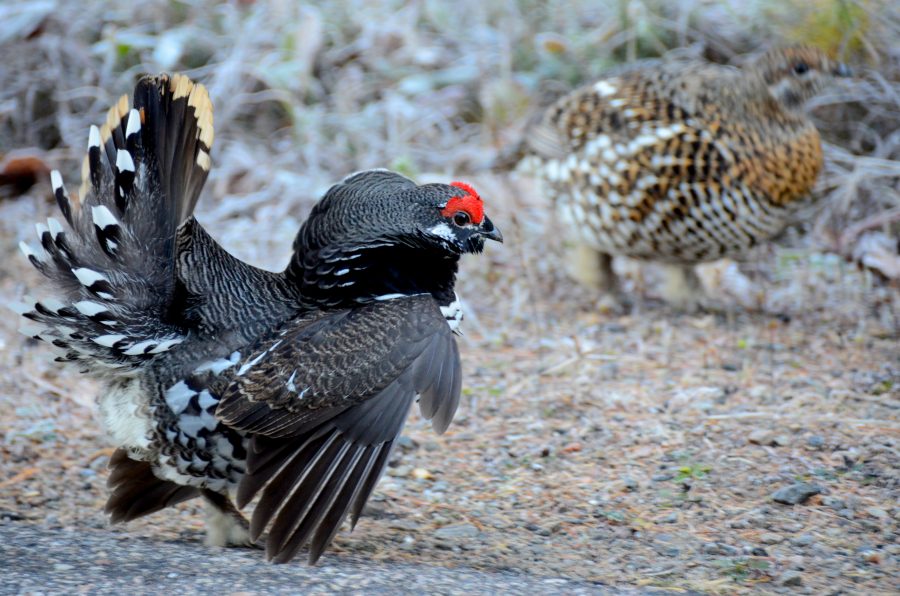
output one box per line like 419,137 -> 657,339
218,295 -> 461,563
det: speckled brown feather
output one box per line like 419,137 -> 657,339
527,46 -> 845,264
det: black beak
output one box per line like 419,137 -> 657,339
479,216 -> 503,243
833,62 -> 852,77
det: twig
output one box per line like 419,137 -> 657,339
838,206 -> 900,252
0,467 -> 39,489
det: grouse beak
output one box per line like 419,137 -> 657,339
479,216 -> 503,243
833,62 -> 852,77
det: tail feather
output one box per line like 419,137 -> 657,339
105,448 -> 200,523
18,74 -> 214,374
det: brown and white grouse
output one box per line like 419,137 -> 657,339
16,74 -> 502,564
521,46 -> 849,309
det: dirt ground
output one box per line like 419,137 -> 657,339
1,171 -> 897,594
1,1 -> 898,594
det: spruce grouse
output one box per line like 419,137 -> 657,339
16,74 -> 502,563
523,46 -> 850,308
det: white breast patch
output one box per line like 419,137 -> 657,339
440,293 -> 464,333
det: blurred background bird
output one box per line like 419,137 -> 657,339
515,46 -> 852,310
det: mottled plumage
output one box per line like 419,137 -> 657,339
524,46 -> 849,307
18,74 -> 501,564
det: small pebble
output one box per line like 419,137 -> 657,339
791,533 -> 815,546
858,548 -> 882,565
771,483 -> 823,505
397,436 -> 416,449
865,507 -> 888,519
748,429 -> 773,445
806,435 -> 825,448
821,496 -> 846,510
387,519 -> 419,531
434,524 -> 480,540
702,542 -> 739,556
388,465 -> 411,478
759,532 -> 783,545
779,570 -> 803,586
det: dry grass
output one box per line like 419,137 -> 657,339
0,0 -> 898,593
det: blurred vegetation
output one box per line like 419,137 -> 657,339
0,0 -> 897,268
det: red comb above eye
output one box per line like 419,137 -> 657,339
442,181 -> 484,224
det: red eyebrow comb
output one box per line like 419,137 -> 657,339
442,181 -> 484,224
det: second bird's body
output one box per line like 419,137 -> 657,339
524,47 -> 848,307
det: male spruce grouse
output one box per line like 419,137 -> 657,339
522,46 -> 849,309
16,74 -> 501,563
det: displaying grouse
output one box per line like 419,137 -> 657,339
16,74 -> 502,563
522,46 -> 849,308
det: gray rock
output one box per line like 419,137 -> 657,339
387,519 -> 420,531
434,523 -> 480,540
748,429 -> 774,445
771,483 -> 823,505
791,533 -> 815,547
822,496 -> 846,510
701,542 -> 739,556
779,570 -> 803,586
865,507 -> 889,519
806,435 -> 825,448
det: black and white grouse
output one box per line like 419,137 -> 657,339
17,74 -> 502,563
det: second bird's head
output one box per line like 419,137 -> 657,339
754,46 -> 852,110
295,169 -> 503,258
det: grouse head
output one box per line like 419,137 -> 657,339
754,46 -> 851,110
287,169 -> 502,308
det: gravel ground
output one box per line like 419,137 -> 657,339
0,2 -> 898,592
1,208 -> 897,594
2,524 -> 688,596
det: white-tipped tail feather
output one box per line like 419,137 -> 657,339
18,73 -> 214,376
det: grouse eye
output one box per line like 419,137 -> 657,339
453,211 -> 471,226
793,62 -> 809,75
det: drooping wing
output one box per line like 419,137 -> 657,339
216,294 -> 461,563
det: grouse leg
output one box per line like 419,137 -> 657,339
201,489 -> 259,549
567,243 -> 631,311
567,243 -> 620,292
661,264 -> 705,312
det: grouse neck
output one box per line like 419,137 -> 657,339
287,242 -> 460,310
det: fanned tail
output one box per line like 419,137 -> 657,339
16,74 -> 214,374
